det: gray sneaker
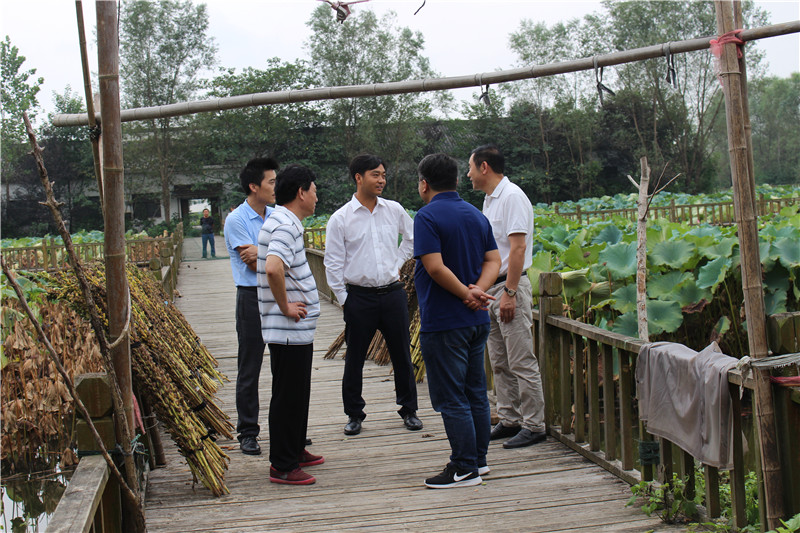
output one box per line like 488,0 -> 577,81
502,428 -> 546,449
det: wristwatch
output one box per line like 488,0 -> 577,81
503,286 -> 517,297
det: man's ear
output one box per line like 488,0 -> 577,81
248,182 -> 258,194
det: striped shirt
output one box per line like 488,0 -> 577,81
257,206 -> 320,345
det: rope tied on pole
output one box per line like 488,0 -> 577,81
663,42 -> 678,89
593,56 -> 615,107
710,28 -> 745,58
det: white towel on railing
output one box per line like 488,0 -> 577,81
636,341 -> 739,470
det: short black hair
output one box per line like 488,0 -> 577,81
239,157 -> 279,196
470,144 -> 504,175
275,164 -> 317,206
349,154 -> 386,183
418,153 -> 458,191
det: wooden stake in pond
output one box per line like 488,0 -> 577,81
631,157 -> 651,343
714,0 -> 784,528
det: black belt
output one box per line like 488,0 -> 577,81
494,271 -> 528,286
237,285 -> 257,292
346,281 -> 403,295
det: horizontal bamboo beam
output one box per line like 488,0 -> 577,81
51,20 -> 800,127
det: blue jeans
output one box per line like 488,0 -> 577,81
202,233 -> 215,257
420,323 -> 491,472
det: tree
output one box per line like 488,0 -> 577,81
602,0 -> 768,192
40,87 -> 101,232
749,74 -> 800,185
119,0 -> 217,220
1,36 -> 43,219
305,6 -> 441,206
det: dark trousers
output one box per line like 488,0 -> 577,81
235,287 -> 266,440
342,287 -> 418,419
268,343 -> 313,471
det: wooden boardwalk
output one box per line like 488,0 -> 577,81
145,239 -> 675,532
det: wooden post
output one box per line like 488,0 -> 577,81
75,0 -> 104,217
714,2 -> 784,527
634,157 -> 650,343
75,373 -> 122,533
538,272 -> 563,430
97,2 -> 143,530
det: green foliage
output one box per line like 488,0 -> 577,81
1,36 -> 43,158
628,470 -> 764,531
120,0 -> 218,221
521,189 -> 800,356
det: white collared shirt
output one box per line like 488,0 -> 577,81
324,195 -> 414,305
482,177 -> 534,276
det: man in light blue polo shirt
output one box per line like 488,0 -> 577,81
224,157 -> 278,456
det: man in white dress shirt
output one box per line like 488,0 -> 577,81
324,154 -> 422,436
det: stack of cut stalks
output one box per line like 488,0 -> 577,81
48,263 -> 231,495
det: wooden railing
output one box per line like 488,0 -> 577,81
536,272 -> 799,528
46,455 -> 111,533
1,225 -> 184,299
552,196 -> 800,225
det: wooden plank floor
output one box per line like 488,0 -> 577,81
145,238 -> 678,532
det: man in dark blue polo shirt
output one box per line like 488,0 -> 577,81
413,153 -> 500,489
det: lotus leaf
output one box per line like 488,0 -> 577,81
592,224 -> 623,245
611,311 -> 639,338
646,299 -> 684,334
674,279 -> 713,308
562,269 -> 592,301
764,263 -> 791,294
649,240 -> 696,269
697,256 -> 732,291
527,251 -> 554,297
647,271 -> 693,300
699,237 -> 738,260
563,240 -> 590,269
611,284 -> 637,314
687,225 -> 722,239
760,241 -> 775,270
713,316 -> 731,339
764,290 -> 787,315
599,241 -> 637,280
774,238 -> 800,269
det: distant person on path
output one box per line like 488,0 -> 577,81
200,208 -> 216,258
414,153 -> 500,488
223,158 -> 278,456
324,154 -> 422,436
468,144 -> 546,449
257,164 -> 322,485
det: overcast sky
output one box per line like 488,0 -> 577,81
2,0 -> 798,120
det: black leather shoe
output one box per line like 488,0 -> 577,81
490,422 -> 521,440
344,417 -> 362,435
240,436 -> 261,455
403,413 -> 423,431
306,437 -> 313,446
502,428 -> 546,449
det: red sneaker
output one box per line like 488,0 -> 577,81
299,449 -> 324,467
269,466 -> 316,485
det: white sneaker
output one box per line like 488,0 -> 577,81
478,465 -> 490,476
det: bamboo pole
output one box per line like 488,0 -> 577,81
714,1 -> 784,529
96,2 -> 141,530
51,20 -> 800,127
75,0 -> 104,217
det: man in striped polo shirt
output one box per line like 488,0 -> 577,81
256,164 -> 322,485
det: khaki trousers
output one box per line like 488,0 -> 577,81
486,276 -> 545,432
